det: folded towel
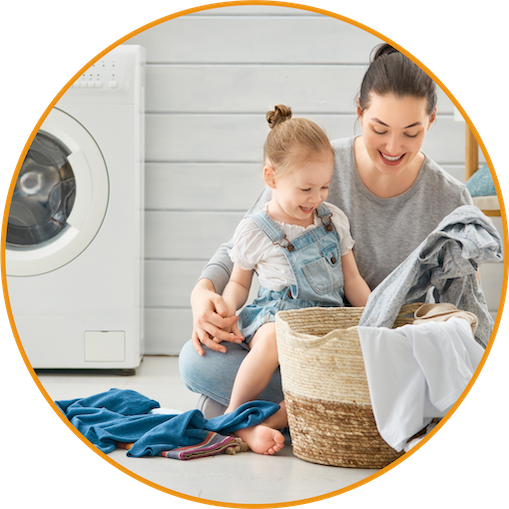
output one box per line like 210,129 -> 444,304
466,165 -> 496,197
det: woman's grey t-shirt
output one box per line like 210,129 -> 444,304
200,137 -> 473,292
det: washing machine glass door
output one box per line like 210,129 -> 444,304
6,108 -> 109,276
7,131 -> 76,247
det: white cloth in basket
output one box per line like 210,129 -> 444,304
358,317 -> 484,451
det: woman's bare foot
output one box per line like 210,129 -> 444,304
235,424 -> 285,455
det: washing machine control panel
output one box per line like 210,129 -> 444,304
74,54 -> 123,90
59,45 -> 145,106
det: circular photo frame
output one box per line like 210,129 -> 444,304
2,2 -> 507,508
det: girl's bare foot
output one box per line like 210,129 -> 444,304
235,424 -> 285,455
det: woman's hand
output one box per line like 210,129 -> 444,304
191,279 -> 244,356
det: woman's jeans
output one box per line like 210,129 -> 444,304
179,338 -> 284,407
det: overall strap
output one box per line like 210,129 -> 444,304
248,210 -> 286,244
315,203 -> 331,217
249,205 -> 336,251
315,203 -> 334,232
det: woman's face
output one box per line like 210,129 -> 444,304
358,93 -> 435,177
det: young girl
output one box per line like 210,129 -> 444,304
220,105 -> 371,455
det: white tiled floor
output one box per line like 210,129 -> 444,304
37,356 -> 379,505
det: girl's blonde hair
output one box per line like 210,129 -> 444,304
264,105 -> 333,178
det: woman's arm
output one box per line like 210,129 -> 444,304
190,187 -> 271,356
341,250 -> 371,307
199,186 -> 271,293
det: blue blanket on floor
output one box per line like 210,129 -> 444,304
55,389 -> 280,457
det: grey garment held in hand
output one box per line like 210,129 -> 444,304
359,205 -> 503,348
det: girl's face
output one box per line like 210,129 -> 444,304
265,152 -> 334,227
358,93 -> 436,177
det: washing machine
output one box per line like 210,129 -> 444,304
5,44 -> 145,371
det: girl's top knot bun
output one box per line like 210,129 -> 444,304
266,105 -> 292,129
263,105 -> 333,178
372,43 -> 399,62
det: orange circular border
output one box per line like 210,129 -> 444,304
0,1 -> 509,508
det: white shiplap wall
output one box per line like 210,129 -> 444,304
124,5 -> 503,354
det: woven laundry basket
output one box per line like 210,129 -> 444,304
275,303 -> 420,469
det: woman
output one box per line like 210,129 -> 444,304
179,44 -> 473,415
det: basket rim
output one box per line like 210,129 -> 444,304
276,302 -> 421,324
276,318 -> 360,348
275,303 -> 422,347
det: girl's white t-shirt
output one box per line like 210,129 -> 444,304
228,202 -> 354,291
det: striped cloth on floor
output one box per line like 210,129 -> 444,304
117,431 -> 243,460
163,432 -> 239,459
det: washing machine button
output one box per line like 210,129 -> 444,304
95,81 -> 102,88
109,81 -> 117,88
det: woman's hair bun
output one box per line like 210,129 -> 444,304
266,105 -> 292,129
360,42 -> 437,117
372,43 -> 398,62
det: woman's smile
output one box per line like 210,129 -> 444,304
379,150 -> 405,162
379,150 -> 406,165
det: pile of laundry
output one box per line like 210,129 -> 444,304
55,390 -> 279,460
357,205 -> 502,452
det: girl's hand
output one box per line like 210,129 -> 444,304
191,279 -> 244,356
226,319 -> 244,341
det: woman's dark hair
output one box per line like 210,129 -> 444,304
358,44 -> 437,116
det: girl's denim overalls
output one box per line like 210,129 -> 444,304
239,203 -> 345,343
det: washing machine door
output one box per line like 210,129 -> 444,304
5,107 -> 109,276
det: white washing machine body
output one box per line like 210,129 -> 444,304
6,45 -> 145,370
